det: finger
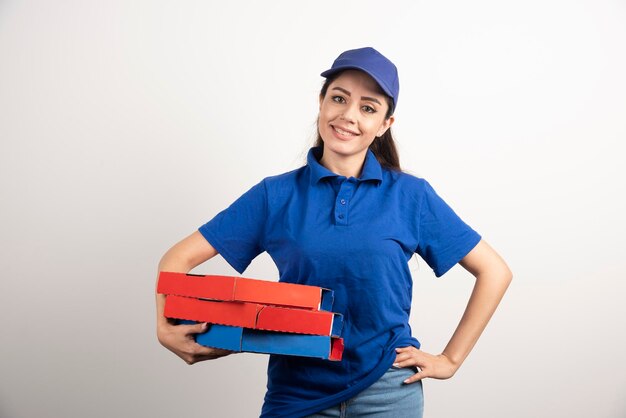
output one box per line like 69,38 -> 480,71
184,347 -> 232,364
182,322 -> 209,335
394,352 -> 416,363
184,354 -> 212,365
403,370 -> 427,384
186,353 -> 228,364
395,347 -> 420,358
201,346 -> 233,357
189,342 -> 219,355
393,358 -> 422,369
190,342 -> 234,357
393,356 -> 408,366
212,348 -> 234,356
394,351 -> 425,364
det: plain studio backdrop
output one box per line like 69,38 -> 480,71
1,1 -> 625,417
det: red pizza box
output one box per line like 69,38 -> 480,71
164,295 -> 262,328
256,305 -> 343,337
165,295 -> 343,336
158,271 -> 334,311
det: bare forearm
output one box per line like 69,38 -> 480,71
396,240 -> 513,383
442,270 -> 512,369
154,232 -> 231,364
155,231 -> 218,326
156,257 -> 189,326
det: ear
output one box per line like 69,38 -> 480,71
376,115 -> 395,137
319,94 -> 324,110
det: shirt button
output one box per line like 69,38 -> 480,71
338,214 -> 344,219
340,199 -> 346,205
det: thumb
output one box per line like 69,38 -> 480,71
186,322 -> 209,335
403,369 -> 427,384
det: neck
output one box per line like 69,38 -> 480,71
319,149 -> 367,178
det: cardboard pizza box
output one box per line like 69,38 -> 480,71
179,321 -> 344,361
158,271 -> 334,311
165,295 -> 343,337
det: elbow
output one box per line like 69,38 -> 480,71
476,262 -> 513,288
157,251 -> 172,272
492,252 -> 513,286
504,270 -> 513,285
501,264 -> 513,287
158,249 -> 193,274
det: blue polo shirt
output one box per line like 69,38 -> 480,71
198,146 -> 481,417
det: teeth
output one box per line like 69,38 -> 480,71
334,126 -> 356,136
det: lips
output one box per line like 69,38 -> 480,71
331,125 -> 359,138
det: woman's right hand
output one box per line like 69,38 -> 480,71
157,320 -> 233,365
157,232 -> 232,364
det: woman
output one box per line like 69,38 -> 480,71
156,47 -> 513,418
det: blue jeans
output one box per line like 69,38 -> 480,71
305,367 -> 424,418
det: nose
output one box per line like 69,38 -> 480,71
340,102 -> 359,123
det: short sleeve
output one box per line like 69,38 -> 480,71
198,180 -> 267,274
416,180 -> 481,277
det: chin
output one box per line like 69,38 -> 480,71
323,141 -> 366,158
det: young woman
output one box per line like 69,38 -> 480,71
156,47 -> 512,418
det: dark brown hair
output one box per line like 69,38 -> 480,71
314,70 -> 401,171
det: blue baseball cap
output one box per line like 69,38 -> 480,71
320,47 -> 399,113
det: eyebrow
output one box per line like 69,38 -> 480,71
331,86 -> 382,106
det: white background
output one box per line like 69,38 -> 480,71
1,1 -> 625,417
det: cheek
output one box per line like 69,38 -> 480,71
317,113 -> 331,138
317,113 -> 328,131
318,108 -> 337,130
373,117 -> 390,134
319,103 -> 334,120
363,119 -> 383,136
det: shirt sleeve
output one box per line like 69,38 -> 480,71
198,179 -> 267,274
415,180 -> 481,277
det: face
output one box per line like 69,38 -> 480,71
318,70 -> 394,163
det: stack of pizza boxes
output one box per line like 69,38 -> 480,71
157,272 -> 344,361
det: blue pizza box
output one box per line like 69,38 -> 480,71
179,321 -> 343,361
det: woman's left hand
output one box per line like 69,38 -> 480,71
393,346 -> 458,384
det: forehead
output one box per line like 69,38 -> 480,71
328,70 -> 385,97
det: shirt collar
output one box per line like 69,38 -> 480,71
307,146 -> 383,185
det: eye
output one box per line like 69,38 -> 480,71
362,105 -> 376,114
331,95 -> 346,104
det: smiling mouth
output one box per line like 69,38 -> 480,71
332,125 -> 359,137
